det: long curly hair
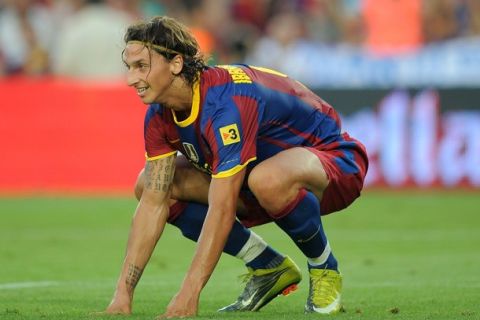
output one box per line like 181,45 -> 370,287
124,16 -> 207,86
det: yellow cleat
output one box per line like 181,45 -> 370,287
218,256 -> 302,312
305,269 -> 342,314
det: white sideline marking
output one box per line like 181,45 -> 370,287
0,281 -> 59,290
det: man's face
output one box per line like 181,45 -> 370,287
123,43 -> 174,105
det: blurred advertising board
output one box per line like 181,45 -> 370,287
286,38 -> 480,88
0,77 -> 145,194
318,88 -> 480,188
0,78 -> 478,192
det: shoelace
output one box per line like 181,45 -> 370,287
238,266 -> 279,283
236,267 -> 278,301
234,270 -> 257,301
311,271 -> 337,305
238,270 -> 254,283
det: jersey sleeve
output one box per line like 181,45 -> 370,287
203,95 -> 260,178
144,105 -> 177,161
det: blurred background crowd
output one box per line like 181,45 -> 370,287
1,0 -> 480,191
1,0 -> 480,80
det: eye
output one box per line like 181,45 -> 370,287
139,63 -> 149,70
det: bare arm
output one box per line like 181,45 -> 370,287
162,169 -> 246,318
106,154 -> 176,314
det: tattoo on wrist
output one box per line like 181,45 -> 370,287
126,264 -> 143,290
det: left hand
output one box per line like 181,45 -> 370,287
157,289 -> 199,319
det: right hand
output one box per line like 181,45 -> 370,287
104,293 -> 132,315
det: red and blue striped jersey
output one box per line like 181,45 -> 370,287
144,65 -> 365,178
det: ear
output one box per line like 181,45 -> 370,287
170,55 -> 184,76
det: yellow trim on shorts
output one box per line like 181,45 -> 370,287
145,150 -> 177,161
172,80 -> 200,127
212,157 -> 257,178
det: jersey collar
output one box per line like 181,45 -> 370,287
172,80 -> 200,127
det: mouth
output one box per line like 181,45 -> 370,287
136,86 -> 148,97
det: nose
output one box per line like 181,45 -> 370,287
126,69 -> 139,87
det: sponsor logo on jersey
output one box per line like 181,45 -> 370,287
218,65 -> 252,84
219,124 -> 241,145
182,142 -> 199,162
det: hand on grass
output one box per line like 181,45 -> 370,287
157,289 -> 198,319
104,293 -> 132,315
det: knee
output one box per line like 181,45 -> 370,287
171,157 -> 211,203
170,164 -> 197,200
248,167 -> 297,214
170,169 -> 185,200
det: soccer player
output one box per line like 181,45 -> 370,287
105,16 -> 368,318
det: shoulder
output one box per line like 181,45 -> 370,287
145,104 -> 170,124
200,66 -> 234,87
202,64 -> 272,86
200,65 -> 262,99
145,103 -> 162,117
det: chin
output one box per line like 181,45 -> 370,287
145,94 -> 164,105
140,96 -> 155,105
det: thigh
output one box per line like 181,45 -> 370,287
247,147 -> 330,213
247,143 -> 368,216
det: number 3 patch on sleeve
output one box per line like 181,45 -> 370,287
219,124 -> 241,145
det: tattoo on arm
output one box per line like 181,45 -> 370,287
144,156 -> 175,193
126,263 -> 143,291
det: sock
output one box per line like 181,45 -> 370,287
237,232 -> 284,270
274,190 -> 338,271
170,201 -> 247,255
170,201 -> 283,269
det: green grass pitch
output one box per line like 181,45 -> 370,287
1,190 -> 479,319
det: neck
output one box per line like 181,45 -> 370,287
163,77 -> 193,112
